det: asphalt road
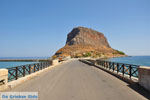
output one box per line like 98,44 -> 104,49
6,59 -> 147,100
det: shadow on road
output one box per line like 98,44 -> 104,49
79,60 -> 150,100
128,83 -> 150,99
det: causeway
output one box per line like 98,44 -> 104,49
5,59 -> 148,100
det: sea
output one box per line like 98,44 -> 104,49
0,56 -> 150,69
0,57 -> 49,69
107,56 -> 150,67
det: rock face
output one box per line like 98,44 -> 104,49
66,27 -> 110,48
54,27 -> 125,58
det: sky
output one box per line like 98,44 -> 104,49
0,0 -> 149,57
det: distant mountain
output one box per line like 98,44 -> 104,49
54,27 -> 126,58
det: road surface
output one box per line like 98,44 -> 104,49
6,59 -> 148,100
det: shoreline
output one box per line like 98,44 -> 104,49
98,55 -> 128,60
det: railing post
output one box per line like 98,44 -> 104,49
117,63 -> 119,73
103,61 -> 105,67
104,61 -> 105,67
113,63 -> 115,71
41,63 -> 42,69
47,62 -> 49,67
45,62 -> 46,67
40,63 -> 42,70
34,64 -> 36,72
38,64 -> 40,71
23,66 -> 25,77
109,62 -> 111,70
43,62 -> 44,69
98,60 -> 100,65
122,64 -> 125,76
29,65 -> 31,74
129,65 -> 132,78
43,62 -> 45,69
45,62 -> 47,68
41,63 -> 43,70
106,62 -> 108,69
16,67 -> 18,80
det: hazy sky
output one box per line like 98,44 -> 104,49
0,0 -> 149,57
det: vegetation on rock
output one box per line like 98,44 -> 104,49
116,50 -> 125,55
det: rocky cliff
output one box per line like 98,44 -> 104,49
66,27 -> 110,48
54,27 -> 125,58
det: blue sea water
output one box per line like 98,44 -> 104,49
1,56 -> 150,68
0,57 -> 49,69
0,62 -> 38,68
107,56 -> 150,66
0,57 -> 49,59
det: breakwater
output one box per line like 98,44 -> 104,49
0,59 -> 51,62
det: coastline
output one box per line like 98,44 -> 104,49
98,54 -> 128,60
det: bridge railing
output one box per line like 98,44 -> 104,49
96,60 -> 139,78
7,61 -> 51,82
80,59 -> 139,79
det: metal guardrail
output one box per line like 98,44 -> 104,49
7,61 -> 51,82
80,59 -> 139,78
96,60 -> 139,78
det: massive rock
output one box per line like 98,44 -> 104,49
54,27 -> 125,58
66,27 -> 110,48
